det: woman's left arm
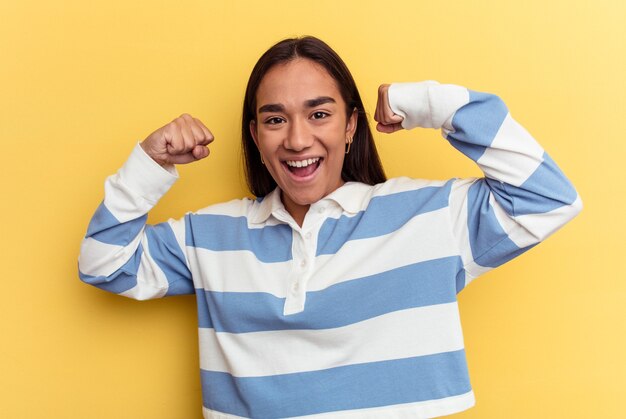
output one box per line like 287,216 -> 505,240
378,81 -> 582,287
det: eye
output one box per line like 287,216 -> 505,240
264,117 -> 285,125
311,111 -> 329,120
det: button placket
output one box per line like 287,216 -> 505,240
283,227 -> 318,315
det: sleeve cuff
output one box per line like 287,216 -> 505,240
388,81 -> 469,131
117,143 -> 179,204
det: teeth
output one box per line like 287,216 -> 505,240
286,158 -> 320,168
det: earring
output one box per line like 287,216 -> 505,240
260,153 -> 265,165
345,136 -> 353,154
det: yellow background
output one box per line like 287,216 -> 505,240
1,0 -> 624,417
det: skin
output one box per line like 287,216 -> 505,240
374,84 -> 404,133
140,113 -> 214,170
140,60 -> 404,226
249,58 -> 357,226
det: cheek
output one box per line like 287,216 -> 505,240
257,131 -> 281,152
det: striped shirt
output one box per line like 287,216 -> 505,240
78,82 -> 582,418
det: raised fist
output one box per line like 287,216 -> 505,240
374,84 -> 404,134
140,113 -> 214,167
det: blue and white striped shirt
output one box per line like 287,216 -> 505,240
79,82 -> 581,418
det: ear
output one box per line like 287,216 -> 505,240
249,119 -> 259,148
346,108 -> 358,138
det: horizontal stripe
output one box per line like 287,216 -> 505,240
85,201 -> 147,246
185,214 -> 293,263
201,350 -> 471,418
447,91 -> 508,162
475,113 -> 544,186
317,182 -> 452,255
79,244 -> 143,293
145,222 -> 194,296
202,391 -> 474,419
312,206 -> 459,291
187,206 -> 458,296
199,302 -> 464,377
202,407 -> 246,419
186,248 -> 292,295
196,256 -> 461,332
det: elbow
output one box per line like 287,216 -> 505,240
566,195 -> 583,226
509,193 -> 583,246
78,265 -> 139,296
542,193 -> 583,242
571,195 -> 583,218
77,256 -> 140,296
563,193 -> 583,224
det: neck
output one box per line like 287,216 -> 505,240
283,198 -> 309,227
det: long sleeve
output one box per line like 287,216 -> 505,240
388,81 -> 582,288
78,144 -> 194,300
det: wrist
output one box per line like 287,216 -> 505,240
139,141 -> 174,171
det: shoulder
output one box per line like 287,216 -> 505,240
372,177 -> 452,197
187,196 -> 259,218
185,188 -> 282,226
333,178 -> 454,214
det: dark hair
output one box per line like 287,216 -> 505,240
241,36 -> 386,197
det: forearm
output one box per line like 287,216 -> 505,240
78,144 -> 193,299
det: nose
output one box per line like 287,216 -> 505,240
284,117 -> 313,151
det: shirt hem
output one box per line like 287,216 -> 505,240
202,390 -> 475,419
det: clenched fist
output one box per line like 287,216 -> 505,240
374,84 -> 404,134
140,113 -> 214,167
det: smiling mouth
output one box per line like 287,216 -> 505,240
284,157 -> 322,178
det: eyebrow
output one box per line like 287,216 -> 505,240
258,103 -> 285,113
258,96 -> 337,114
305,96 -> 336,108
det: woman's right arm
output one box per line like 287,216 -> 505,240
78,114 -> 213,300
375,82 -> 581,289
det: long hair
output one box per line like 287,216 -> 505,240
242,36 -> 386,197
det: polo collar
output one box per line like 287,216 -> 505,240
248,182 -> 370,224
248,188 -> 282,224
324,181 -> 371,215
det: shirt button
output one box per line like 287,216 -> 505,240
292,282 -> 299,292
300,259 -> 307,268
318,207 -> 325,214
305,232 -> 312,240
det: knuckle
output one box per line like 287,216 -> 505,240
163,124 -> 176,138
168,120 -> 182,133
171,141 -> 183,152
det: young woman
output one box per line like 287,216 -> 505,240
79,36 -> 581,418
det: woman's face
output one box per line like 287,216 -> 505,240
250,58 -> 357,220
